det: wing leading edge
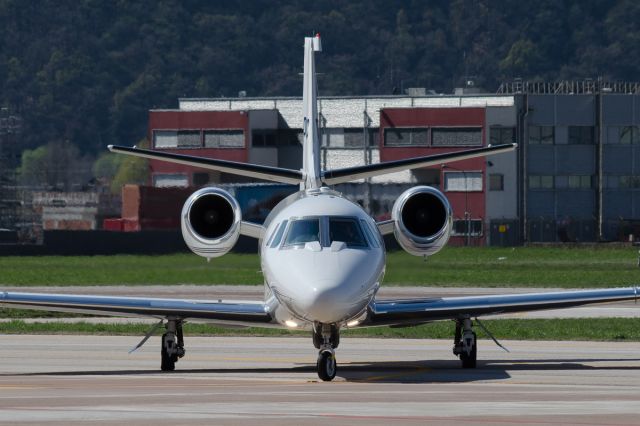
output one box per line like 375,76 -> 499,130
367,287 -> 639,326
0,291 -> 273,327
322,143 -> 516,185
108,145 -> 303,185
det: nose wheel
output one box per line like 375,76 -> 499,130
314,323 -> 339,381
317,349 -> 337,381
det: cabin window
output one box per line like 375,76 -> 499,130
283,219 -> 320,246
329,218 -> 367,248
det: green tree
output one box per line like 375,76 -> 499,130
499,39 -> 543,77
17,145 -> 48,187
92,151 -> 124,183
18,141 -> 93,191
110,139 -> 149,194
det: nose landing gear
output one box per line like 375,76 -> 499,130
314,323 -> 339,381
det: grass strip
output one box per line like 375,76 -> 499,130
2,318 -> 640,341
1,247 -> 638,287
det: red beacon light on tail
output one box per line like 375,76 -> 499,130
313,33 -> 322,51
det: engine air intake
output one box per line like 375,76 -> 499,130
181,187 -> 242,259
401,191 -> 448,238
189,194 -> 235,239
391,186 -> 452,257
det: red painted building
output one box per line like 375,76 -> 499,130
140,96 -> 518,245
147,110 -> 250,187
379,107 -> 487,245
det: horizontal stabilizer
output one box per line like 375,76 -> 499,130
108,145 -> 303,185
322,143 -> 516,185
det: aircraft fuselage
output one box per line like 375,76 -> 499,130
261,187 -> 385,328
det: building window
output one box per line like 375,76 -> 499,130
277,129 -> 303,146
620,126 -> 640,144
489,173 -> 504,191
333,128 -> 379,148
568,126 -> 594,144
252,131 -> 276,147
604,175 -> 619,188
620,176 -> 640,188
490,127 -> 515,145
451,219 -> 483,237
568,175 -> 592,189
344,129 -> 365,148
153,130 -> 202,148
432,128 -> 482,146
529,126 -> 554,144
444,171 -> 483,192
178,130 -> 201,148
547,175 -> 593,189
529,175 -> 554,189
153,173 -> 188,188
412,168 -> 441,186
384,127 -> 429,146
204,129 -> 244,148
322,128 -> 346,147
192,172 -> 210,186
154,130 -> 178,148
367,129 -> 379,146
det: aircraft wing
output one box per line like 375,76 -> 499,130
0,291 -> 274,327
108,145 -> 303,185
322,143 -> 516,185
367,287 -> 639,326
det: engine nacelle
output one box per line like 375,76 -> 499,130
391,186 -> 453,257
181,187 -> 242,259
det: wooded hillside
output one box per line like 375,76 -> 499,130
1,0 -> 639,154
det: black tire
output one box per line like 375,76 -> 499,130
161,333 -> 176,371
317,351 -> 337,381
460,332 -> 477,369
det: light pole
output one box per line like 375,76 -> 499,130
442,164 -> 470,246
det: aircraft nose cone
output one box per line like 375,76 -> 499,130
297,281 -> 358,323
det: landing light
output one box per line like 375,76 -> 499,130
347,320 -> 360,327
285,320 -> 298,328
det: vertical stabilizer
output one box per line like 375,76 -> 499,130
302,34 -> 322,189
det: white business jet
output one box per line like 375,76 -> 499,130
3,35 -> 639,381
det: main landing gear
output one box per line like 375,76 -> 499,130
161,319 -> 186,371
453,317 -> 477,368
313,324 -> 340,381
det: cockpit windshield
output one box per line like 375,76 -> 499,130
283,218 -> 320,246
329,218 -> 367,248
276,216 -> 373,249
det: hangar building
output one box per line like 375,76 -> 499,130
144,81 -> 640,246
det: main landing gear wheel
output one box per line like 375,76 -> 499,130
317,350 -> 337,381
460,331 -> 477,368
453,318 -> 477,369
160,319 -> 185,372
161,333 -> 177,371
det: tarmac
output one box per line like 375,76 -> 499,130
1,335 -> 640,425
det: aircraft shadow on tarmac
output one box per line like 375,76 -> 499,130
5,358 -> 640,384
